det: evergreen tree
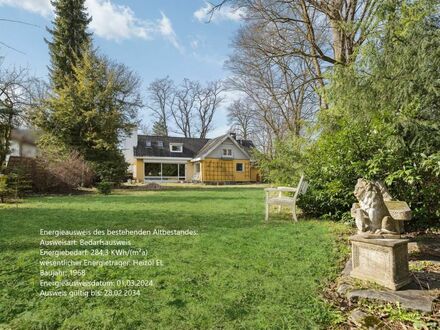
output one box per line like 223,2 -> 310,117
152,120 -> 168,136
41,2 -> 142,182
298,0 -> 440,227
46,0 -> 92,89
36,50 -> 142,182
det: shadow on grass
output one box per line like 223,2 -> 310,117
23,188 -> 264,205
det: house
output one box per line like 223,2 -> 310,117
5,128 -> 38,163
121,131 -> 260,183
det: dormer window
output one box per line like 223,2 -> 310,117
170,143 -> 183,153
222,148 -> 232,157
157,141 -> 164,148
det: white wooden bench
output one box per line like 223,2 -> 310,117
265,176 -> 308,222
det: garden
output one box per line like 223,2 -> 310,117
1,0 -> 439,328
0,187 -> 349,329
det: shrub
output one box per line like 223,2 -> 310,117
97,181 -> 113,195
0,171 -> 33,202
258,7 -> 440,230
90,150 -> 128,183
0,175 -> 7,203
253,136 -> 304,185
7,172 -> 33,200
298,122 -> 385,220
35,150 -> 94,192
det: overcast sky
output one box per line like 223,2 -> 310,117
0,0 -> 245,137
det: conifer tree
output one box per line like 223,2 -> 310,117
40,1 -> 142,183
37,50 -> 142,182
46,0 -> 92,89
152,120 -> 168,136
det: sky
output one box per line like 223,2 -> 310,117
0,0 -> 245,137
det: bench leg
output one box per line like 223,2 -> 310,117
292,204 -> 298,222
265,203 -> 269,222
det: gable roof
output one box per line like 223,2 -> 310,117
236,139 -> 255,155
134,135 -> 209,158
192,135 -> 225,159
133,134 -> 255,160
194,134 -> 251,160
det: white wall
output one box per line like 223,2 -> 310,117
21,143 -> 37,158
9,141 -> 20,157
7,141 -> 37,158
120,128 -> 138,172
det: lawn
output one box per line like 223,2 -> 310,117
0,187 -> 349,330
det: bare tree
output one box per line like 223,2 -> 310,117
170,79 -> 196,138
195,80 -> 224,138
0,67 -> 41,168
227,95 -> 280,154
227,98 -> 255,140
170,79 -> 224,138
226,22 -> 318,140
251,117 -> 277,155
215,0 -> 379,66
146,77 -> 174,136
139,123 -> 151,135
146,77 -> 224,138
216,0 -> 380,114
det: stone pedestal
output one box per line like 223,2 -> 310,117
350,235 -> 411,290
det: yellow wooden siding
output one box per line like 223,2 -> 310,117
134,159 -> 144,182
250,166 -> 259,182
201,159 -> 251,182
132,158 -> 258,183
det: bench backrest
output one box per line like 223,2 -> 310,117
294,175 -> 308,199
266,175 -> 308,200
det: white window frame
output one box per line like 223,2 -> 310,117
236,163 -> 244,172
170,143 -> 183,153
222,148 -> 233,157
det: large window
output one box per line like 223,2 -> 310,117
179,164 -> 185,177
144,163 -> 186,181
162,164 -> 178,176
144,163 -> 161,177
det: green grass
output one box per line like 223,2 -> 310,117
0,187 -> 349,330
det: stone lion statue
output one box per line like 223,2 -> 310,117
352,178 -> 399,235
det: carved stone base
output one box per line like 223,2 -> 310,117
356,232 -> 402,239
350,235 -> 411,290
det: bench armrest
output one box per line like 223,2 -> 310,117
277,187 -> 297,192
